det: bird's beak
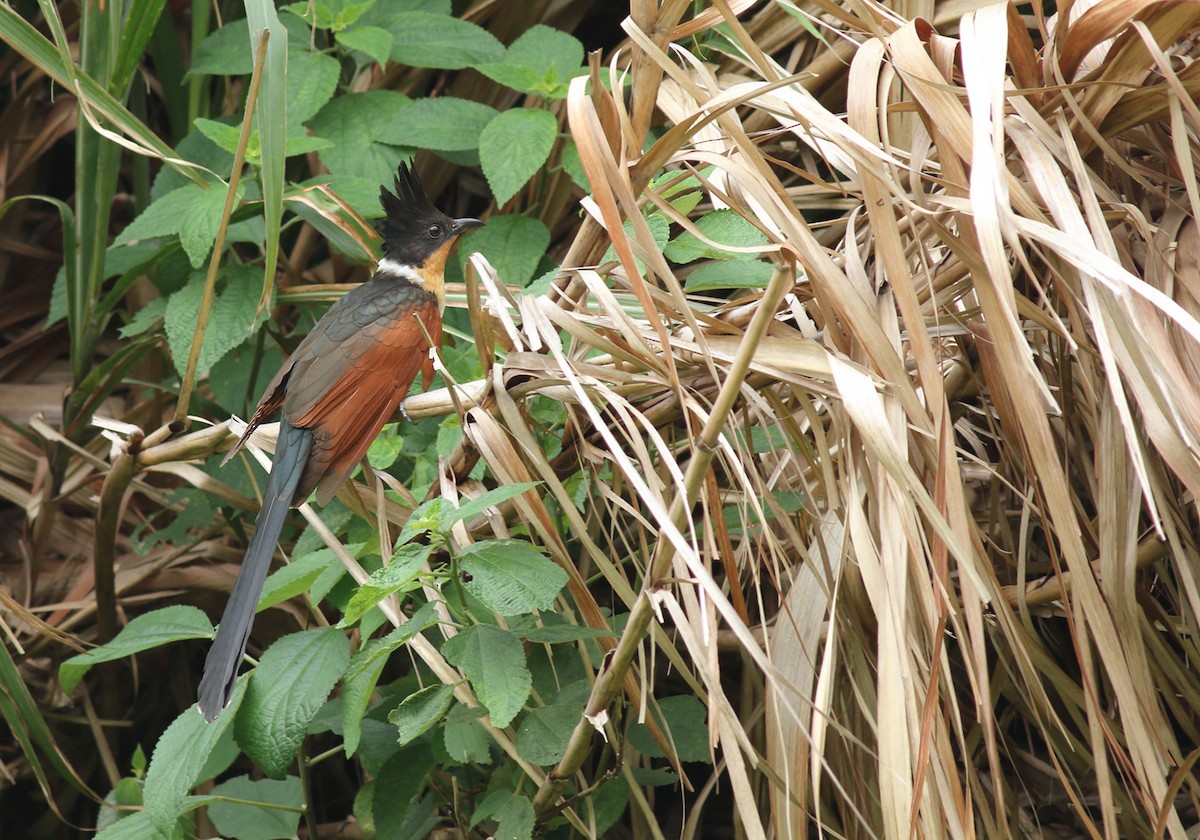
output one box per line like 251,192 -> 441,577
452,217 -> 485,236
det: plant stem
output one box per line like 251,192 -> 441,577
173,28 -> 270,425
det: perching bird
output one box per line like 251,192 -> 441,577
198,163 -> 482,721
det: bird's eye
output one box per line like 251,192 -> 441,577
427,224 -> 443,239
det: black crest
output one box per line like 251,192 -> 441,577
378,163 -> 456,266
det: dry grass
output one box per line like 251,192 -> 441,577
4,0 -> 1200,837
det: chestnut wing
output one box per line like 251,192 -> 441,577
283,291 -> 441,505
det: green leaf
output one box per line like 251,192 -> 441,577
47,266 -> 68,328
310,90 -> 413,186
664,208 -> 768,263
164,266 -> 268,378
627,694 -> 712,763
377,97 -> 498,152
474,63 -> 541,96
493,795 -> 536,840
179,184 -> 239,268
189,18 -> 253,76
479,108 -> 557,206
335,25 -> 392,67
142,678 -> 248,835
207,775 -> 302,840
441,625 -> 530,728
587,776 -> 631,834
118,298 -> 163,340
457,214 -> 550,288
342,602 -> 438,755
286,49 -> 341,123
113,183 -> 232,268
477,25 -> 584,98
685,259 -> 775,291
338,543 -> 434,627
282,0 -> 371,31
443,704 -> 491,764
366,424 -> 404,469
59,606 -> 214,694
94,811 -> 157,840
560,139 -> 588,191
234,628 -> 351,778
282,1 -> 336,28
383,12 -> 503,69
518,624 -> 615,644
372,745 -> 435,838
388,684 -> 456,746
515,703 -> 578,765
191,118 -> 241,155
458,540 -> 566,616
257,550 -> 335,612
97,773 -> 143,830
601,213 -> 671,270
440,482 -> 540,530
505,25 -> 583,81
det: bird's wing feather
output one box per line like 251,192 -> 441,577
284,296 -> 441,504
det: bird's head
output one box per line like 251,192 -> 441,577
377,163 -> 483,306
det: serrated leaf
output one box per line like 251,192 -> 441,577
94,811 -> 157,840
234,628 -> 351,778
193,118 -> 242,155
377,97 -> 498,152
385,12 -> 503,69
476,63 -> 542,94
282,0 -> 369,31
190,19 -> 253,76
113,184 -> 218,253
443,705 -> 491,763
518,624 -> 615,644
436,417 -> 462,459
457,214 -> 550,288
685,259 -> 775,291
476,25 -> 584,98
388,684 -> 455,745
664,208 -> 768,263
458,540 -> 566,616
207,775 -> 302,840
366,424 -> 404,469
479,108 -> 557,206
142,678 -> 247,835
339,543 -> 434,627
335,25 -> 392,67
59,606 -> 214,693
257,550 -> 335,612
441,482 -> 540,530
164,266 -> 268,378
493,795 -> 535,840
560,139 -> 588,191
342,602 -> 438,755
310,90 -> 413,190
179,182 -> 239,268
373,746 -> 436,839
287,49 -> 340,123
440,625 -> 530,728
507,25 -> 582,80
515,703 -> 579,765
627,694 -> 712,764
600,213 -> 671,272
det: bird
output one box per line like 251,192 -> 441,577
197,163 -> 482,721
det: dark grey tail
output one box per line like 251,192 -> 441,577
198,421 -> 312,722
